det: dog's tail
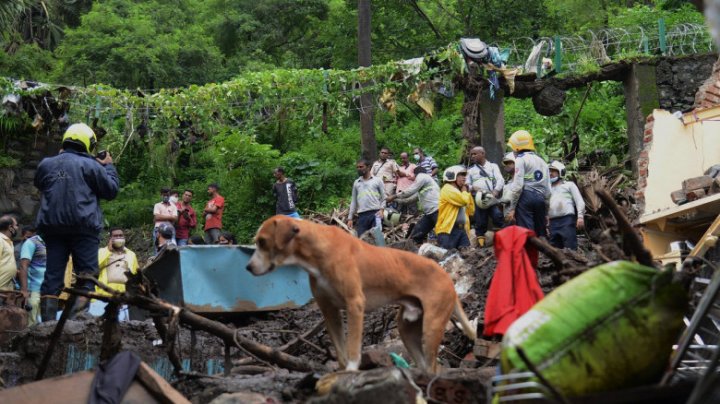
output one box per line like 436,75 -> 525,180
452,297 -> 477,340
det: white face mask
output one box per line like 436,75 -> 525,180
413,153 -> 420,161
112,238 -> 126,249
550,177 -> 559,183
169,196 -> 179,204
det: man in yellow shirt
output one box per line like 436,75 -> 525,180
0,215 -> 19,290
96,227 -> 139,296
88,228 -> 139,321
435,166 -> 475,250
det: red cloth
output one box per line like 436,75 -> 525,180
483,226 -> 545,337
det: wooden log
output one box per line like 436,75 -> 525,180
594,188 -> 654,267
65,287 -> 315,373
526,236 -> 565,270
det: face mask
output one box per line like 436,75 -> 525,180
169,196 -> 179,204
357,169 -> 366,177
112,238 -> 126,249
413,154 -> 420,161
162,196 -> 170,203
550,177 -> 559,183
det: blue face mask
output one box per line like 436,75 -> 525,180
550,177 -> 559,183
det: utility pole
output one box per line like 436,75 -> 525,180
358,0 -> 376,162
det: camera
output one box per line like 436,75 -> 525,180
96,150 -> 107,160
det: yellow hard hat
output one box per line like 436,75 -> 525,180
507,130 -> 535,152
62,123 -> 97,154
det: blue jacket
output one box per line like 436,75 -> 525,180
34,150 -> 120,235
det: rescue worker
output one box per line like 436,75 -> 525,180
548,161 -> 585,250
347,158 -> 386,239
498,152 -> 517,210
467,146 -> 505,245
505,130 -> 551,237
435,166 -> 475,250
386,166 -> 440,245
34,123 -> 119,321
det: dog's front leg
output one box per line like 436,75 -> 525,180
344,296 -> 365,371
315,298 -> 347,368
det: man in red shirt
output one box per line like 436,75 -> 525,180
203,183 -> 225,244
175,189 -> 197,246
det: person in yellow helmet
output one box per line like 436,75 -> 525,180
34,123 -> 119,321
505,130 -> 551,237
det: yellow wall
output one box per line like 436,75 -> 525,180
644,107 -> 720,215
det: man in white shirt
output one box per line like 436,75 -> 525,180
153,187 -> 178,251
467,146 -> 505,239
548,161 -> 585,250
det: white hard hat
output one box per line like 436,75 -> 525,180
443,165 -> 468,183
475,191 -> 498,209
549,160 -> 566,178
502,152 -> 515,164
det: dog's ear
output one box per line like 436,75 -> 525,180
273,218 -> 300,250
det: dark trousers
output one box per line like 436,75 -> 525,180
474,204 -> 504,235
41,233 -> 100,296
410,211 -> 438,244
549,214 -> 578,250
438,226 -> 470,250
516,189 -> 548,238
356,210 -> 378,238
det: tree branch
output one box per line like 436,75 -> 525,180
408,0 -> 443,39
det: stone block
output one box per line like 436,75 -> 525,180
671,190 -> 687,205
686,189 -> 707,202
682,175 -> 714,192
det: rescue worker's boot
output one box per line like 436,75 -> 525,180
40,296 -> 59,322
68,296 -> 89,318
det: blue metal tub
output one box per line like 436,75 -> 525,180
143,245 -> 313,313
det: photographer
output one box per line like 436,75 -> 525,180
175,189 -> 197,246
34,123 -> 119,321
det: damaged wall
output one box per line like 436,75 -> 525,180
656,54 -> 718,112
637,107 -> 720,216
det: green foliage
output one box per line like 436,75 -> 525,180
0,42 -> 55,80
609,3 -> 705,30
505,81 -> 627,164
54,0 -> 227,88
0,154 -> 20,168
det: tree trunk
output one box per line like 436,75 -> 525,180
358,0 -> 376,162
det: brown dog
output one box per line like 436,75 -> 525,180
247,215 -> 476,372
